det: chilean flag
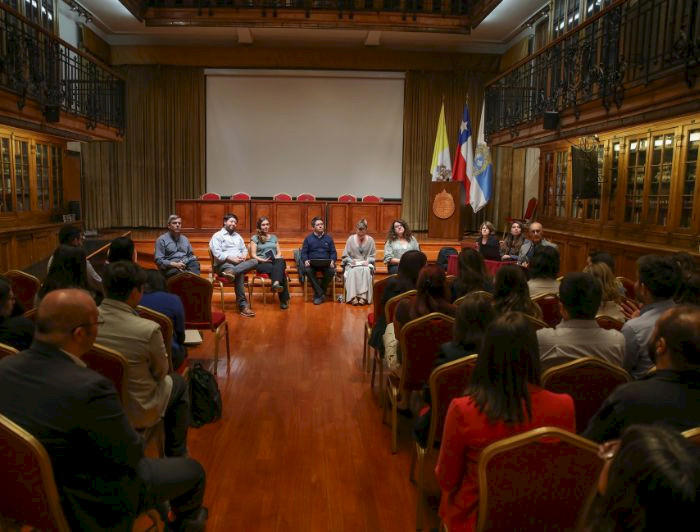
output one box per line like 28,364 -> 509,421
453,103 -> 473,205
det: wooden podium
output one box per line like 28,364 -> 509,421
428,181 -> 465,239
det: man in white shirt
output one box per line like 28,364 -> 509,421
209,213 -> 258,317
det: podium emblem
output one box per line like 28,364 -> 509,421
433,188 -> 455,219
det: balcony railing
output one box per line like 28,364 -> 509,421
0,3 -> 125,134
485,0 -> 700,139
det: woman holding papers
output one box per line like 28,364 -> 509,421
250,217 -> 290,309
341,219 -> 376,305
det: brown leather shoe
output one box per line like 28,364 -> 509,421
240,306 -> 255,317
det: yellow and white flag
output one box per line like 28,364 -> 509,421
430,103 -> 452,181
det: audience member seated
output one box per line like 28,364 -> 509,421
578,424 -> 700,531
0,289 -> 207,531
518,222 -> 558,266
622,254 -> 681,378
584,305 -> 700,442
38,245 -> 96,304
383,218 -> 420,275
367,250 -> 426,358
435,312 -> 575,532
140,269 -> 187,370
451,248 -> 493,302
0,277 -> 34,350
107,236 -> 136,263
154,214 -> 201,278
341,218 -> 376,306
527,246 -> 561,298
587,250 -> 625,297
97,262 -> 190,457
209,213 -> 257,317
672,251 -> 696,281
584,262 -> 625,322
500,221 -> 527,261
538,273 -> 625,370
676,271 -> 700,305
300,217 -> 337,305
250,216 -> 290,310
476,221 -> 501,261
48,225 -> 102,293
492,264 -> 543,320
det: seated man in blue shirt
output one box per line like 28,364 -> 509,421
301,217 -> 337,305
154,215 -> 201,278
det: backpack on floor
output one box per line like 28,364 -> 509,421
188,363 -> 222,427
436,247 -> 459,271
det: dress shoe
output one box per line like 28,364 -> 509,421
280,301 -> 289,310
313,296 -> 325,305
239,306 -> 255,317
272,281 -> 283,293
170,506 -> 208,532
222,271 -> 236,282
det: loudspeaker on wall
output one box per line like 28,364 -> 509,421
543,111 -> 559,130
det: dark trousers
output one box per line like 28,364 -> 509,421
218,259 -> 257,310
164,373 -> 189,457
255,259 -> 290,303
387,263 -> 399,275
163,259 -> 201,278
304,265 -> 335,298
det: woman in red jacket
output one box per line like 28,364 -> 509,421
435,312 -> 576,532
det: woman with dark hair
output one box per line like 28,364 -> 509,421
451,248 -> 493,301
250,216 -> 290,309
676,271 -> 700,305
578,424 -> 700,532
500,221 -> 527,261
435,312 -> 575,531
0,277 -> 34,350
383,219 -> 420,275
493,264 -> 543,319
436,292 -> 495,366
394,264 -> 456,334
107,237 -> 136,263
139,269 -> 187,370
476,221 -> 501,261
37,245 -> 92,303
527,246 -> 560,298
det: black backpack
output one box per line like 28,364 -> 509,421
188,363 -> 222,428
436,247 -> 459,271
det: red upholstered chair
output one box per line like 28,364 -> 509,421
363,274 -> 396,372
524,314 -> 550,331
362,195 -> 382,202
4,269 -> 41,312
200,192 -> 221,200
542,357 -> 631,433
137,306 -> 175,372
383,312 -> 455,453
477,427 -> 603,532
296,193 -> 316,201
413,355 -> 477,529
532,293 -> 561,328
595,314 -> 624,331
502,196 -> 538,238
207,249 -> 251,310
338,194 -> 357,202
616,276 -> 635,299
249,271 -> 272,306
273,193 -> 292,201
0,342 -> 19,360
231,192 -> 250,200
82,343 -> 129,405
167,272 -> 230,370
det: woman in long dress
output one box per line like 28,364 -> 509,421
342,218 -> 376,305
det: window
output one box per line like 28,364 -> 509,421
624,137 -> 647,223
607,141 -> 620,220
648,133 -> 673,226
1,0 -> 55,32
679,129 -> 699,229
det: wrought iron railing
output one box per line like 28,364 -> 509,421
485,0 -> 700,139
0,3 -> 125,134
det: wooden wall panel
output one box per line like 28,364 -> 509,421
197,202 -> 227,230
176,201 -> 196,230
378,204 -> 401,234
0,236 -> 11,271
327,204 -> 348,235
14,235 -> 33,268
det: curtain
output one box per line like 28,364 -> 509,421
81,66 -> 205,229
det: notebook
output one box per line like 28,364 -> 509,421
309,259 -> 332,268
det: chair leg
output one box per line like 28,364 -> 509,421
213,328 -> 220,372
390,388 -> 398,454
363,324 -> 370,371
248,279 -> 254,308
304,278 -> 308,302
415,447 -> 427,530
224,322 -> 230,363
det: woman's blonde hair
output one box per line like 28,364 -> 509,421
584,262 -> 621,302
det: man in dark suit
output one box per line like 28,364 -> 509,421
0,289 -> 207,531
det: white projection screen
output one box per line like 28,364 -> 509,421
205,70 -> 405,199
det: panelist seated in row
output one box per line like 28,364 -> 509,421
155,215 -> 201,277
341,218 -> 376,306
301,217 -> 337,305
383,218 -> 420,275
250,216 -> 290,310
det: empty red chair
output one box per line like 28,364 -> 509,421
362,195 -> 382,202
296,193 -> 316,201
231,192 -> 250,200
200,193 -> 221,200
338,194 -> 357,202
273,193 -> 292,201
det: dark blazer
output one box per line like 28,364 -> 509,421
477,235 -> 501,261
0,315 -> 34,351
0,340 -> 144,531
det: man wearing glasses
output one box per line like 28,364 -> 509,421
518,221 -> 558,266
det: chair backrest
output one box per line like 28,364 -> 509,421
200,192 -> 221,200
23,307 -> 38,321
273,193 -> 292,201
398,312 -> 455,391
616,276 -> 635,299
167,272 -> 214,329
338,194 -> 357,202
683,426 -> 700,446
532,293 -> 561,327
595,314 -> 624,331
371,274 -> 396,325
384,289 -> 416,324
0,341 -> 19,360
0,413 -> 72,532
426,355 -> 478,450
296,193 -> 315,201
82,343 -> 129,406
137,305 -> 174,372
477,426 -> 602,532
542,357 -> 632,433
362,195 -> 382,202
524,313 -> 550,331
4,269 -> 41,312
231,192 -> 250,200
523,197 -> 538,220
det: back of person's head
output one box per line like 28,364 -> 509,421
453,292 -> 495,350
35,289 -> 97,345
396,250 -> 427,287
144,269 -> 167,294
637,255 -> 682,299
107,237 -> 135,263
559,272 -> 602,320
454,248 -> 487,295
580,424 -> 700,532
58,225 -> 81,245
493,264 -> 534,315
652,305 -> 700,369
590,251 -> 616,272
676,271 -> 700,305
467,312 -> 541,424
414,264 -> 448,315
529,246 -> 560,279
38,245 -> 89,301
672,252 -> 696,279
584,262 -> 620,303
103,261 -> 147,302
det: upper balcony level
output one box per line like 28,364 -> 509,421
0,3 -> 125,141
485,0 -> 700,147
